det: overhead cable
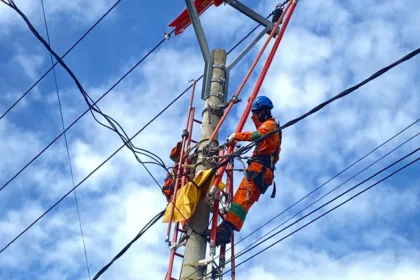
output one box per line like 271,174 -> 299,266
0,1 -> 263,195
0,23 -> 262,253
233,129 -> 419,258
229,48 -> 420,159
231,119 -> 419,249
0,0 -> 122,120
220,148 -> 419,273
2,0 -> 169,174
39,0 -> 91,278
0,28 -> 173,194
223,154 -> 419,276
92,210 -> 165,280
0,83 -> 191,255
186,126 -> 419,279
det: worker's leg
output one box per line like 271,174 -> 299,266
216,163 -> 274,245
225,177 -> 261,231
215,177 -> 260,245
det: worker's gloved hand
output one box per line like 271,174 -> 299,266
227,133 -> 236,144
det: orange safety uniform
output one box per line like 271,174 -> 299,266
162,142 -> 183,201
225,115 -> 282,231
162,141 -> 194,202
162,165 -> 177,201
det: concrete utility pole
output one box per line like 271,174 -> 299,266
180,49 -> 227,279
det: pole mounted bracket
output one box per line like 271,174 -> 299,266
178,0 -> 278,101
223,0 -> 279,36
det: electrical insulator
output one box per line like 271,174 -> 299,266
272,4 -> 283,23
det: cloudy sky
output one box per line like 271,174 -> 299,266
0,0 -> 419,279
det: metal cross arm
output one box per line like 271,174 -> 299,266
224,0 -> 279,36
169,0 -> 223,36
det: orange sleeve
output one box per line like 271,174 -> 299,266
234,121 -> 274,142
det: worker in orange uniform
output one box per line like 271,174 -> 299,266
215,96 -> 282,246
162,142 -> 183,202
162,141 -> 195,202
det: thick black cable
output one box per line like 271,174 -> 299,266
0,31 -> 173,193
0,0 -> 122,120
92,210 -> 165,280
0,16 -> 262,253
233,130 -> 419,258
0,9 -> 261,193
188,149 -> 419,279
188,125 -> 419,279
0,83 -> 191,254
229,48 -> 420,159
185,123 -> 420,280
220,148 -> 419,270
231,119 -> 419,249
39,1 -> 91,278
223,155 -> 419,275
4,1 -> 167,171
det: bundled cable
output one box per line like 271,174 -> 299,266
0,20 -> 263,253
215,47 -> 420,165
2,0 -> 169,172
0,0 -> 122,120
238,47 -> 420,155
185,148 -> 420,280
230,120 -> 419,250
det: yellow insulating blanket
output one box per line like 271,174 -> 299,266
163,169 -> 225,223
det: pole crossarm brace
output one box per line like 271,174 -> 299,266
227,27 -> 269,72
185,0 -> 213,100
224,0 -> 279,36
184,0 -> 277,101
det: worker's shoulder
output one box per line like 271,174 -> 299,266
260,118 -> 279,130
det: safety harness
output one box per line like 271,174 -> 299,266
246,121 -> 282,198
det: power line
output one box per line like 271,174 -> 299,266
3,0 -> 167,171
233,129 -> 419,258
220,148 -> 419,274
0,12 -> 266,254
39,1 -> 91,279
0,21 -> 262,253
0,29 -> 172,194
0,84 -> 190,254
229,48 -> 420,158
185,122 -> 419,279
0,0 -> 122,120
92,210 -> 165,280
0,6 -> 261,194
223,154 -> 419,276
231,119 -> 419,250
175,36 -> 420,280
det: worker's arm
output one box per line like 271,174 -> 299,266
234,121 -> 273,142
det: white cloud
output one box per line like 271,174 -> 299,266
0,0 -> 420,279
14,53 -> 44,80
0,0 -> 116,35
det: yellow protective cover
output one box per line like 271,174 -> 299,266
163,169 -> 225,223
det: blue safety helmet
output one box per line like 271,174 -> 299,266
251,96 -> 274,112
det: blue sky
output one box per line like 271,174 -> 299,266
0,0 -> 419,279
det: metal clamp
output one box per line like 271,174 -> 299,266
213,63 -> 227,73
202,106 -> 224,118
163,32 -> 171,40
182,129 -> 189,138
211,77 -> 226,86
208,92 -> 225,102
